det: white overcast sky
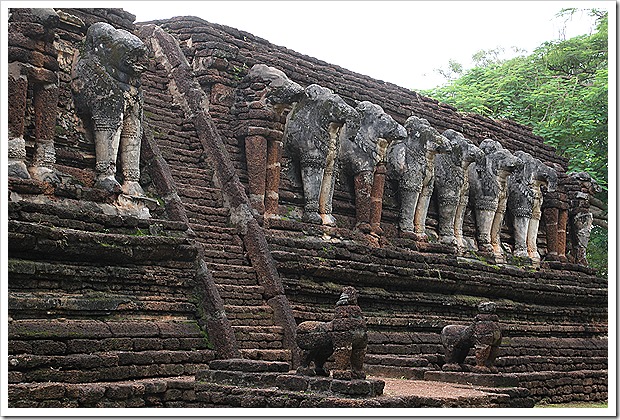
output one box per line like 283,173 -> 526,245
119,1 -> 613,90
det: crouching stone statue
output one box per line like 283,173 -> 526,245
434,130 -> 484,248
72,22 -> 148,195
441,301 -> 502,373
283,84 -> 360,226
340,101 -> 406,235
469,140 -> 523,261
387,115 -> 451,240
507,151 -> 557,264
295,286 -> 367,380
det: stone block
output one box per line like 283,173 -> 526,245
208,358 -> 290,373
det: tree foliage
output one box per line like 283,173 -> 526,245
421,9 -> 608,191
421,9 -> 608,274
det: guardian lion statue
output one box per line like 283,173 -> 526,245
340,101 -> 406,235
72,22 -> 148,195
387,115 -> 451,240
295,286 -> 367,380
441,301 -> 502,373
283,84 -> 360,226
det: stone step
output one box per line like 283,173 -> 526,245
8,292 -> 197,318
232,326 -> 284,349
169,168 -> 215,187
208,263 -> 259,286
200,245 -> 250,266
224,305 -> 274,326
8,200 -> 189,236
187,224 -> 241,244
216,285 -> 265,306
175,186 -> 225,208
8,376 -> 197,408
184,205 -> 229,223
239,349 -> 292,363
365,354 -> 434,368
8,258 -> 194,291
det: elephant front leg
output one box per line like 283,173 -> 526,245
438,195 -> 458,246
318,144 -> 338,227
369,165 -> 387,236
93,120 -> 123,193
557,209 -> 569,262
527,217 -> 541,264
264,138 -> 283,218
454,191 -> 470,250
542,207 -> 560,261
300,161 -> 325,225
353,170 -> 373,233
7,66 -> 30,179
475,208 -> 495,253
413,184 -> 433,242
245,135 -> 268,216
512,215 -> 530,258
120,105 -> 144,197
490,209 -> 507,262
29,82 -> 60,185
399,187 -> 419,235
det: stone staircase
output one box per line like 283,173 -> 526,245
140,49 -> 291,364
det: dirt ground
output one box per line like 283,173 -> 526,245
378,377 -> 493,399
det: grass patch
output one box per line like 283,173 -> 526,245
535,401 -> 607,408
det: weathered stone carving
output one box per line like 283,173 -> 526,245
567,172 -> 601,266
441,301 -> 502,373
233,64 -> 304,218
434,130 -> 484,248
72,22 -> 147,195
296,286 -> 367,380
8,8 -> 60,184
469,140 -> 523,261
340,101 -> 406,235
542,163 -> 569,262
387,115 -> 451,239
507,151 -> 557,264
283,84 -> 360,226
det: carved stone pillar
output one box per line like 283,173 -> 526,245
8,8 -> 60,184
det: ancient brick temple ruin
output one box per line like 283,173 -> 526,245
6,8 -> 608,408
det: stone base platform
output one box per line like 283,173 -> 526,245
276,374 -> 385,397
423,371 -> 534,407
424,371 -> 520,387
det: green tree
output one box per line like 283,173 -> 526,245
422,9 -> 608,190
421,9 -> 608,273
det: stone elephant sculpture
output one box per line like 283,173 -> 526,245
72,22 -> 148,196
469,139 -> 523,261
283,84 -> 360,226
387,115 -> 451,240
296,286 -> 367,380
507,151 -> 557,264
340,101 -> 406,235
441,301 -> 502,373
434,129 -> 485,249
567,171 -> 601,266
233,64 -> 304,218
